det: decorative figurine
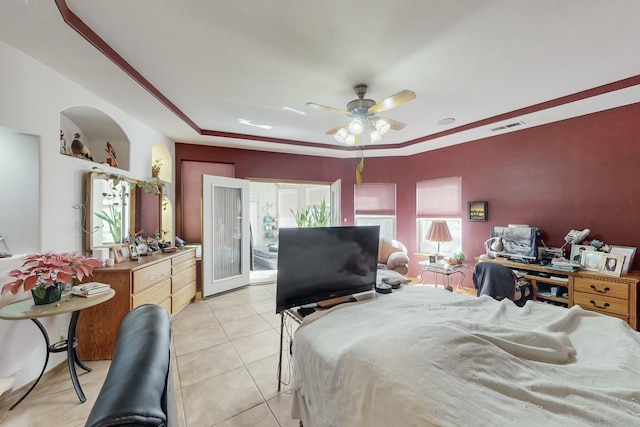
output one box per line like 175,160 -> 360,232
105,141 -> 118,167
60,130 -> 70,155
71,132 -> 94,161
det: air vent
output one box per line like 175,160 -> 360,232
491,121 -> 525,132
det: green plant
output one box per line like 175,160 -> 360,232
2,252 -> 102,296
452,251 -> 466,262
290,198 -> 330,227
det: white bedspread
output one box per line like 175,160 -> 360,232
290,286 -> 640,426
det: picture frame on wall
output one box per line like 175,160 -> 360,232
599,253 -> 625,276
609,245 -> 636,274
582,251 -> 603,271
570,244 -> 594,266
468,201 -> 488,222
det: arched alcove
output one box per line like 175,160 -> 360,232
60,106 -> 130,170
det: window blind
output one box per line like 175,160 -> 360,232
416,177 -> 461,217
354,183 -> 396,215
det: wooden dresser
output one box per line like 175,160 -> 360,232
77,248 -> 196,360
477,257 -> 640,330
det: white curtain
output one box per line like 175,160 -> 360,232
213,186 -> 242,280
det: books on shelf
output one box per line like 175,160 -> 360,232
71,282 -> 111,297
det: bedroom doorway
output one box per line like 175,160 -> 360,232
248,179 -> 339,284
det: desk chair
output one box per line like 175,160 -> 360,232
473,262 -> 532,306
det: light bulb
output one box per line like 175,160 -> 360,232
370,130 -> 381,143
375,119 -> 390,135
334,127 -> 348,143
345,133 -> 356,145
348,118 -> 364,135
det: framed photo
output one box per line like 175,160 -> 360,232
599,254 -> 624,277
112,244 -> 129,263
570,244 -> 594,266
428,254 -> 437,264
129,243 -> 140,260
467,201 -> 487,222
582,251 -> 603,272
609,246 -> 636,274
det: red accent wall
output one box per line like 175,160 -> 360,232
176,102 -> 640,281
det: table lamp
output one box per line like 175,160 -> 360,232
425,221 -> 452,259
480,236 -> 504,259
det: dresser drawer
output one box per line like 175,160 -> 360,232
172,259 -> 194,276
132,260 -> 171,294
132,278 -> 171,308
574,291 -> 629,316
574,277 -> 628,299
172,266 -> 196,293
158,297 -> 172,314
172,250 -> 195,266
172,281 -> 196,314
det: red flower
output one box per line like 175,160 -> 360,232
2,252 -> 103,295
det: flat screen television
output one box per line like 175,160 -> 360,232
490,225 -> 538,261
275,226 -> 380,313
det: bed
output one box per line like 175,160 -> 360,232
290,286 -> 640,426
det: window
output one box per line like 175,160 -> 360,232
355,183 -> 396,241
416,177 -> 462,255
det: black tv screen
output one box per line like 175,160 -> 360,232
275,226 -> 380,313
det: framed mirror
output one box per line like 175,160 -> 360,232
85,172 -> 163,251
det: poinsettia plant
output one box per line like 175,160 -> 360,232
1,252 -> 103,296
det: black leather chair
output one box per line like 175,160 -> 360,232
85,304 -> 176,427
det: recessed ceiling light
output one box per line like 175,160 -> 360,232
283,106 -> 306,115
238,118 -> 272,129
438,118 -> 456,126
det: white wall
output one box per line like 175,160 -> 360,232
0,41 -> 175,390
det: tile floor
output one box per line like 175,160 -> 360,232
0,282 -> 302,427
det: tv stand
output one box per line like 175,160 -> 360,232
478,257 -> 640,330
316,295 -> 356,308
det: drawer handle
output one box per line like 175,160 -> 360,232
589,300 -> 610,310
590,285 -> 610,294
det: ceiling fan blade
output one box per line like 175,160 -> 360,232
379,117 -> 407,131
325,123 -> 346,135
306,102 -> 351,115
368,90 -> 416,114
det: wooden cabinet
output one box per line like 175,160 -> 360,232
478,257 -> 640,330
573,274 -> 637,323
77,248 -> 196,360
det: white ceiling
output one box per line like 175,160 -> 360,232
1,0 -> 640,158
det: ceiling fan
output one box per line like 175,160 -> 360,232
306,84 -> 416,145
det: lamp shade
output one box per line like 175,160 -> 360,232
425,220 -> 452,243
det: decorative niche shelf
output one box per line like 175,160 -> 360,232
60,106 -> 130,171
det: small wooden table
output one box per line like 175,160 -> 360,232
0,287 -> 115,409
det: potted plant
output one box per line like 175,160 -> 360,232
151,159 -> 162,178
447,251 -> 466,266
1,252 -> 103,305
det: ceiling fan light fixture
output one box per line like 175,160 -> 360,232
370,130 -> 381,143
345,133 -> 356,145
334,127 -> 348,143
348,117 -> 364,135
375,119 -> 390,135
